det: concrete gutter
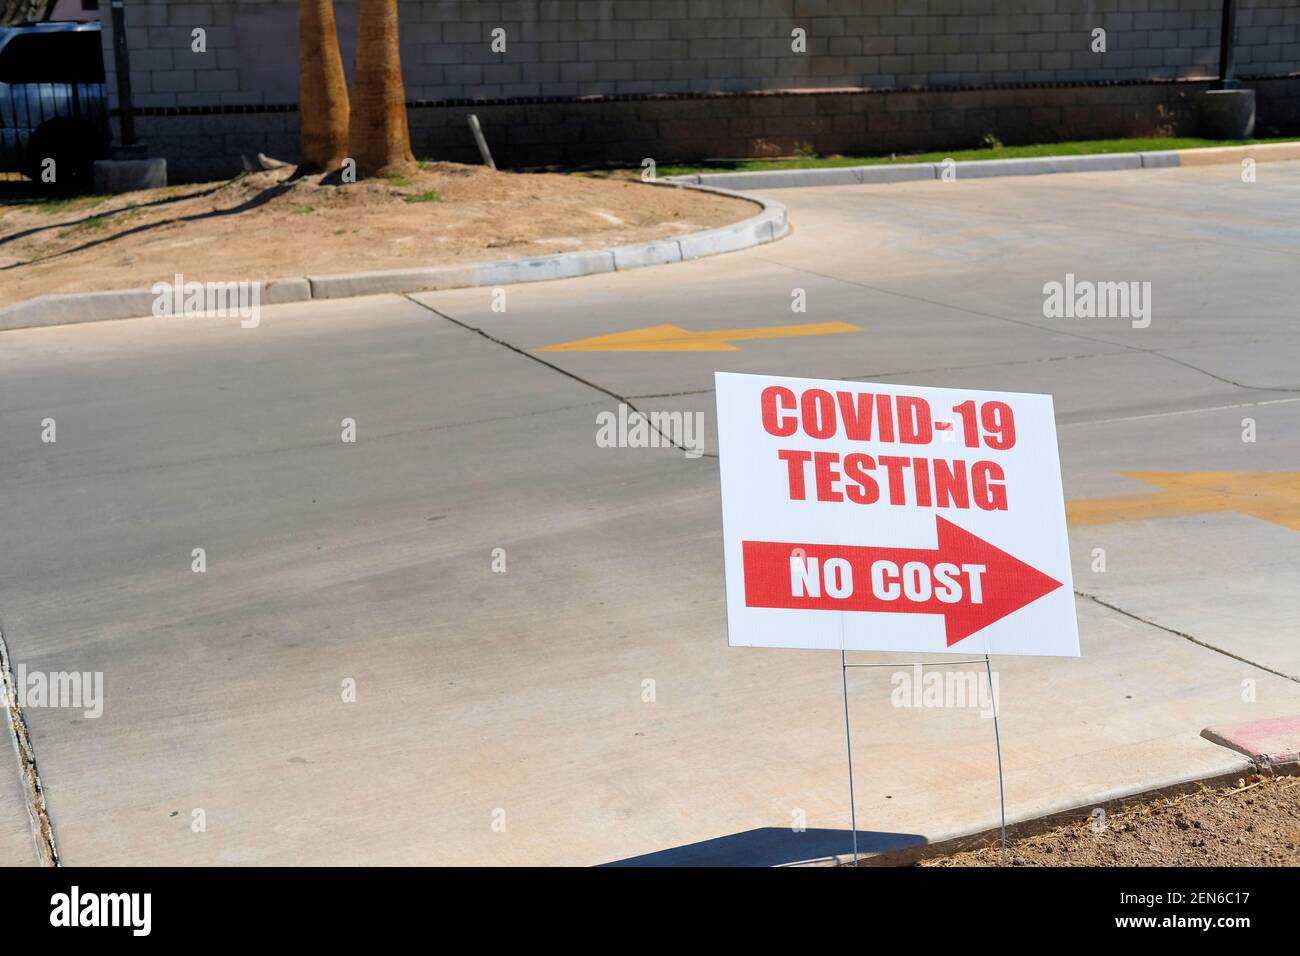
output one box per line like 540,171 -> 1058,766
0,180 -> 788,333
666,140 -> 1300,191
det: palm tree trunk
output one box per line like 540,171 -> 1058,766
297,0 -> 350,172
0,1 -> 56,24
349,0 -> 417,178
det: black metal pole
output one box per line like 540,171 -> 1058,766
1217,0 -> 1239,90
110,0 -> 138,146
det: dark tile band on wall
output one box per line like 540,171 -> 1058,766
111,70 -> 1300,117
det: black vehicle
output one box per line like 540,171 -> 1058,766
0,21 -> 111,191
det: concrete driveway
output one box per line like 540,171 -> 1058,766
1,161 -> 1298,865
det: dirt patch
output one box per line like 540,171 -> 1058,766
920,773 -> 1300,866
0,163 -> 757,306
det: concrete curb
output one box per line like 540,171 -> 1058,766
0,277 -> 312,333
668,162 -> 937,191
0,181 -> 787,333
1201,714 -> 1300,769
951,152 -> 1142,178
666,140 -> 1300,191
1176,140 -> 1300,166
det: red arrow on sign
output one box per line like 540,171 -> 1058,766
741,516 -> 1063,646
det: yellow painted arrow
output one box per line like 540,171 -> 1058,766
1067,471 -> 1300,532
534,321 -> 863,352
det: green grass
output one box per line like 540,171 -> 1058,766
656,136 -> 1298,176
11,194 -> 106,214
290,205 -> 315,215
384,174 -> 414,187
402,190 -> 442,204
59,214 -> 109,235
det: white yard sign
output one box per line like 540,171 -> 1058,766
716,371 -> 1078,657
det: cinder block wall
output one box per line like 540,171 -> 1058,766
397,75 -> 1300,169
98,0 -> 1300,179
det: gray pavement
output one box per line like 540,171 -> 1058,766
1,161 -> 1298,865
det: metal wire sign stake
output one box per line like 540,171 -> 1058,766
839,650 -> 1007,866
714,372 -> 1080,868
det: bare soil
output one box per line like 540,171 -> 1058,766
0,163 -> 756,306
920,773 -> 1300,866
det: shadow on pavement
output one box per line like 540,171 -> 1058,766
599,827 -> 926,867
